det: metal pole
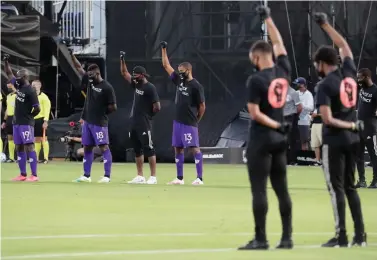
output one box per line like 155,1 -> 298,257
55,46 -> 59,118
263,0 -> 268,41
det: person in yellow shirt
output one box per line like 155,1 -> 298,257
32,80 -> 51,163
1,82 -> 17,162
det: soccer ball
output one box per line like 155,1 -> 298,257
0,153 -> 6,162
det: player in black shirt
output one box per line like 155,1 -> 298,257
70,53 -> 117,183
160,41 -> 206,185
4,56 -> 41,182
313,12 -> 367,247
238,6 -> 293,250
120,52 -> 161,184
356,68 -> 377,189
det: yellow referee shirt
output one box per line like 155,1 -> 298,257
34,92 -> 51,121
6,93 -> 16,116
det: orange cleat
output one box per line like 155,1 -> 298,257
25,175 -> 39,182
12,175 -> 27,181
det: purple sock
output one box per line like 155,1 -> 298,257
83,150 -> 94,177
194,152 -> 203,180
103,149 -> 112,178
17,152 -> 27,176
28,151 -> 38,176
175,153 -> 184,180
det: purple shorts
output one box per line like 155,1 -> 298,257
172,120 -> 200,148
81,122 -> 109,146
13,125 -> 35,145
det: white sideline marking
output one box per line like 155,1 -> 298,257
3,244 -> 377,260
2,232 -> 377,240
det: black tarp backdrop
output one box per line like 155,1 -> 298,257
1,13 -> 41,89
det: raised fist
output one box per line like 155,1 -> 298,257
256,5 -> 271,20
313,12 -> 328,26
68,48 -> 73,55
2,53 -> 10,61
120,51 -> 126,61
160,41 -> 168,49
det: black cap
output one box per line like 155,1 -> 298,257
132,66 -> 150,77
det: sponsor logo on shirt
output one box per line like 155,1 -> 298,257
178,84 -> 189,96
136,89 -> 144,95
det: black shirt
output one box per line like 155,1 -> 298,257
357,84 -> 377,135
81,75 -> 116,127
247,55 -> 291,146
170,72 -> 205,127
130,81 -> 160,129
316,57 -> 359,146
11,78 -> 39,126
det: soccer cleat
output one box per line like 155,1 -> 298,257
73,176 -> 92,183
6,159 -> 15,163
127,175 -> 146,184
238,239 -> 269,250
192,178 -> 204,185
321,235 -> 348,248
351,233 -> 367,247
276,239 -> 294,249
25,175 -> 39,182
146,176 -> 157,185
38,159 -> 48,164
98,176 -> 110,183
167,178 -> 184,185
368,180 -> 377,189
11,175 -> 27,181
356,180 -> 367,188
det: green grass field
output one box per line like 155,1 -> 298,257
1,162 -> 376,260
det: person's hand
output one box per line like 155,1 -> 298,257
2,53 -> 10,61
313,12 -> 328,26
66,136 -> 73,141
42,121 -> 48,129
351,120 -> 364,132
120,51 -> 126,61
79,119 -> 84,125
68,48 -> 73,56
276,122 -> 291,135
160,41 -> 168,49
256,5 -> 271,20
1,122 -> 6,129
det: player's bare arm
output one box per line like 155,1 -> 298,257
197,102 -> 206,122
3,55 -> 15,79
153,102 -> 161,114
69,50 -> 86,76
160,41 -> 175,76
319,105 -> 361,131
248,103 -> 280,129
120,51 -> 132,83
257,6 -> 287,58
314,12 -> 353,61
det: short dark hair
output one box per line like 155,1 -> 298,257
313,45 -> 338,66
87,63 -> 100,72
358,68 -> 372,78
178,62 -> 192,70
250,40 -> 272,54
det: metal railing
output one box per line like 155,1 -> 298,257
30,0 -> 92,41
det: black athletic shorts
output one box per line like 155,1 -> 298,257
6,116 -> 13,135
129,127 -> 154,151
34,118 -> 46,137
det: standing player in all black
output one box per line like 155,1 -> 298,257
70,53 -> 117,183
356,68 -> 377,189
313,12 -> 367,247
238,6 -> 293,250
160,41 -> 206,185
4,58 -> 41,182
119,51 -> 161,184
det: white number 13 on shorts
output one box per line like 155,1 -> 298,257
184,133 -> 192,143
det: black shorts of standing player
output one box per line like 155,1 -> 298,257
313,12 -> 366,247
129,128 -> 155,158
238,5 -> 293,251
5,116 -> 13,135
34,118 -> 45,137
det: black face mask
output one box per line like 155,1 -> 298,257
131,75 -> 143,84
15,77 -> 26,88
178,70 -> 188,81
250,63 -> 259,73
87,71 -> 98,83
357,78 -> 368,88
